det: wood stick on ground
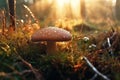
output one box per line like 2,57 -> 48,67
83,56 -> 110,80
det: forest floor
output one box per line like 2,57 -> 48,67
0,20 -> 120,80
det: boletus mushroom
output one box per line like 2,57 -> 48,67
31,27 -> 72,55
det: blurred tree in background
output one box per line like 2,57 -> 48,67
8,0 -> 16,30
115,0 -> 120,20
0,0 -> 118,25
80,0 -> 86,21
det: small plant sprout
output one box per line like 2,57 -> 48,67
89,44 -> 96,49
89,44 -> 97,52
83,37 -> 89,42
31,27 -> 72,55
89,44 -> 96,48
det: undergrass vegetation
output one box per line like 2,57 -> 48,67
0,21 -> 120,80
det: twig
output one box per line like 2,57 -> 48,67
83,56 -> 110,80
107,32 -> 117,56
14,48 -> 44,80
110,32 -> 117,40
0,70 -> 32,77
90,74 -> 98,80
107,38 -> 111,47
107,38 -> 113,56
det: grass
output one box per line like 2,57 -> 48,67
0,21 -> 120,80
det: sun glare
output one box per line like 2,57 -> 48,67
33,0 -> 116,20
55,0 -> 81,18
112,0 -> 116,6
55,0 -> 66,18
70,0 -> 80,18
56,0 -> 64,7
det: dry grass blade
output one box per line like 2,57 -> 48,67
23,4 -> 38,23
0,9 -> 7,35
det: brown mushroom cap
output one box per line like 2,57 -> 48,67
31,27 -> 72,42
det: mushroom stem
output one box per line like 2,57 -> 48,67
47,41 -> 57,55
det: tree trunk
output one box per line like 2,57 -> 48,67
8,0 -> 16,31
115,0 -> 120,20
80,0 -> 86,20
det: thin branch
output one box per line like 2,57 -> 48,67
0,70 -> 32,77
90,74 -> 98,80
14,48 -> 44,80
83,56 -> 110,80
107,38 -> 113,56
107,38 -> 111,47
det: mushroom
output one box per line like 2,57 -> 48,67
31,27 -> 72,55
